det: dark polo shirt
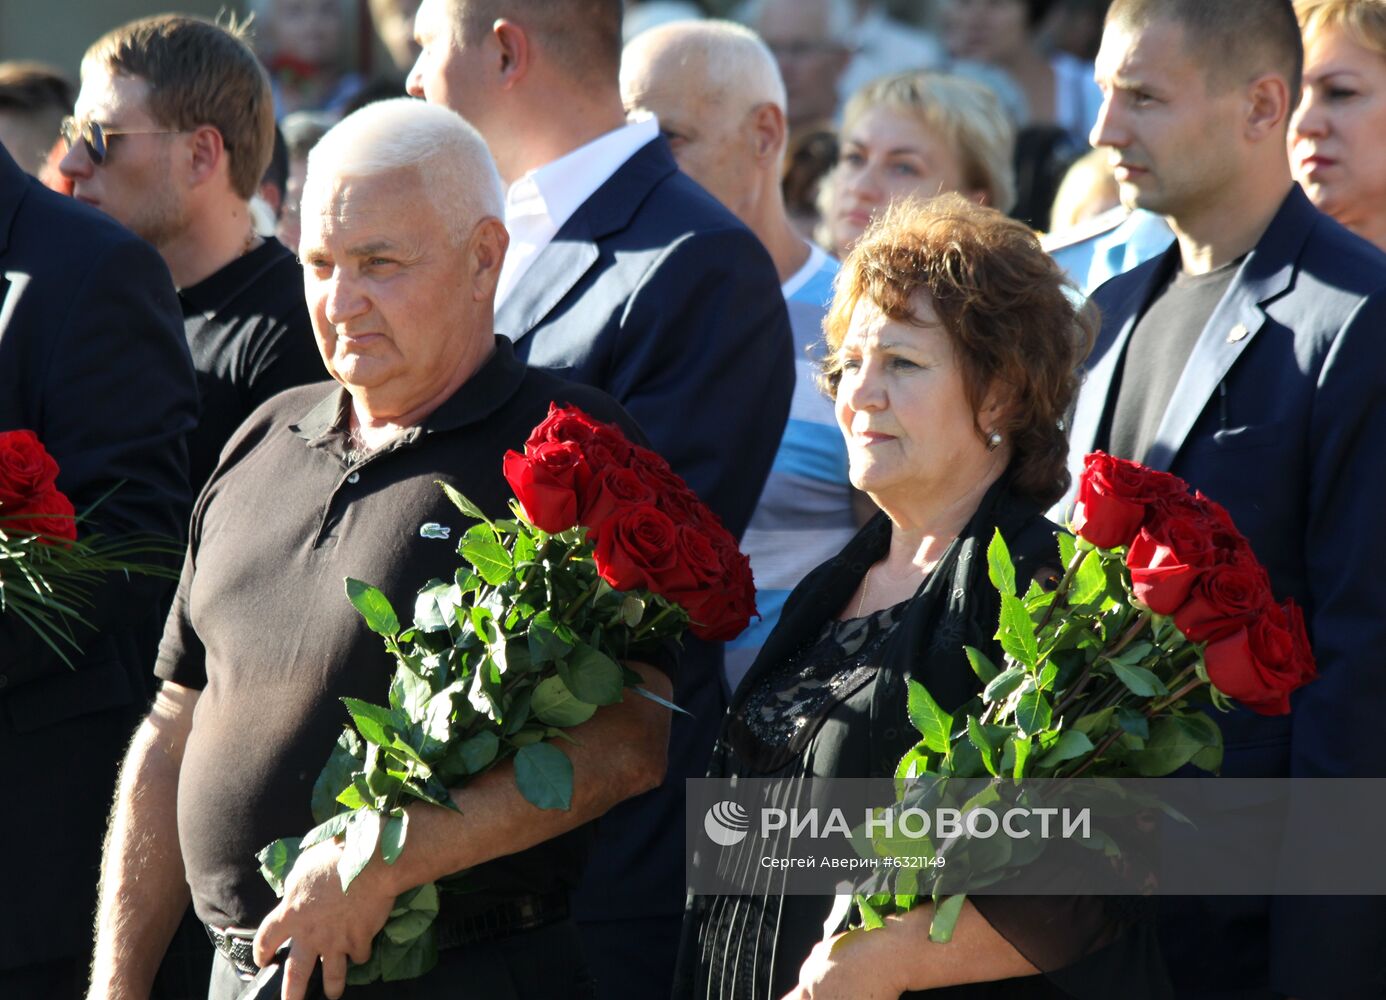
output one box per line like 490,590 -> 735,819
155,336 -> 644,929
179,236 -> 324,493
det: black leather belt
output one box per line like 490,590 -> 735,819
206,892 -> 569,980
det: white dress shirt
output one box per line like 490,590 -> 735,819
495,114 -> 661,307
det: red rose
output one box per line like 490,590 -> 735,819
672,546 -> 757,641
674,525 -> 726,588
525,404 -> 602,451
0,431 -> 75,543
526,404 -> 636,466
1127,501 -> 1224,613
0,430 -> 62,512
1204,600 -> 1317,716
1173,562 -> 1275,644
5,485 -> 77,543
503,441 -> 592,533
629,446 -> 688,496
579,466 -> 658,531
1071,452 -> 1188,549
591,504 -> 681,593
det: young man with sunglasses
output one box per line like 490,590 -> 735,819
60,14 -> 324,494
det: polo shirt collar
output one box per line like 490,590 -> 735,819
179,236 -> 290,310
290,335 -> 529,444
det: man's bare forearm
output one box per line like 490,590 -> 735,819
88,682 -> 199,999
379,661 -> 672,896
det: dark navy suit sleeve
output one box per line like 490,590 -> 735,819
607,226 -> 794,540
0,233 -> 198,689
1269,289 -> 1386,997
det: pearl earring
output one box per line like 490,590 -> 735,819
986,430 -> 1003,451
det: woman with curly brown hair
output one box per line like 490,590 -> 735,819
675,195 -> 1171,1000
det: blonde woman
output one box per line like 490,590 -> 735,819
820,72 -> 1016,258
1291,0 -> 1386,249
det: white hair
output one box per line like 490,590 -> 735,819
739,0 -> 855,39
622,20 -> 788,116
303,98 -> 504,243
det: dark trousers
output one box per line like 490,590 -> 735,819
208,919 -> 595,1000
579,914 -> 682,1000
0,956 -> 86,1000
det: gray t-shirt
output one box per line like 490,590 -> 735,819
1104,258 -> 1243,462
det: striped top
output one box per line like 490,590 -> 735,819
724,244 -> 858,695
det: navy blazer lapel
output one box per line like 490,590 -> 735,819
1066,245 -> 1176,488
495,138 -> 677,344
0,143 -> 29,257
1143,189 -> 1310,472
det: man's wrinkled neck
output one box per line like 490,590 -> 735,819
346,335 -> 496,449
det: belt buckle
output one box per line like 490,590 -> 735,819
209,924 -> 260,982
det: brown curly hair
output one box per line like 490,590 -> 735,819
820,194 -> 1096,506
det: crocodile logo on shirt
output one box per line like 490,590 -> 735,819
419,522 -> 452,541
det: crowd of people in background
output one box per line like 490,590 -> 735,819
3,0 -> 1386,998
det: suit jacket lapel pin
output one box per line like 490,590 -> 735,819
1227,323 -> 1249,343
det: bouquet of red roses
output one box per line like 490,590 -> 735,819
1,429 -> 181,664
844,452 -> 1316,943
1074,452 -> 1315,714
259,404 -> 757,984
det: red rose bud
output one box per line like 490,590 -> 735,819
591,504 -> 681,593
1127,529 -> 1201,614
1173,563 -> 1275,644
580,466 -> 658,531
503,445 -> 587,533
1072,452 -> 1185,549
0,429 -> 63,513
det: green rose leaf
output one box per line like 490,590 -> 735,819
345,579 -> 400,637
987,528 -> 1017,596
982,665 -> 1026,704
966,715 -> 1002,776
337,809 -> 382,892
437,482 -> 490,524
342,697 -> 400,748
905,679 -> 953,755
1111,661 -> 1167,698
1015,685 -> 1053,737
383,909 -> 434,945
462,530 -> 513,586
998,593 -> 1040,669
514,742 -> 574,810
1070,549 -> 1109,606
557,645 -> 625,706
929,893 -> 967,943
380,810 -> 408,865
1115,705 -> 1151,740
528,612 -> 576,664
412,579 -> 458,634
856,896 -> 886,931
461,730 -> 502,774
390,661 -> 433,719
379,931 -> 439,982
1011,735 -> 1033,780
964,645 -> 1000,685
1035,729 -> 1095,770
1131,714 -> 1218,777
1057,531 -> 1078,571
311,730 -> 364,825
256,836 -> 303,897
531,675 -> 598,727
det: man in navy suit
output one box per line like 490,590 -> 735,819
0,139 -> 198,998
406,2 -> 794,996
1066,1 -> 1386,995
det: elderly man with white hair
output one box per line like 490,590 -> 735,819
622,21 -> 862,694
87,98 -> 669,1000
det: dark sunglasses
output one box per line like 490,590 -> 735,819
60,115 -> 184,165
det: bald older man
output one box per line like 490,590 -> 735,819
623,21 -> 860,692
88,99 -> 668,1000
